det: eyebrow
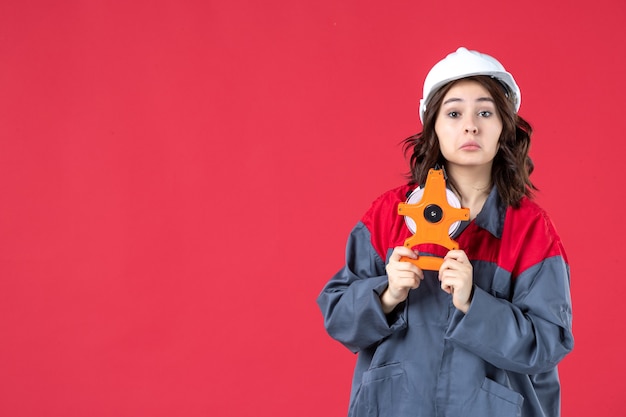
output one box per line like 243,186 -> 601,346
442,97 -> 495,105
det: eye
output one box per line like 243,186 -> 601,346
478,111 -> 493,117
447,111 -> 460,118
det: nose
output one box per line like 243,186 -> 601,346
464,120 -> 478,134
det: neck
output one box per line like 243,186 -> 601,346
446,164 -> 492,219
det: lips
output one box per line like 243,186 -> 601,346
460,141 -> 480,150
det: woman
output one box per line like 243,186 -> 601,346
317,47 -> 574,417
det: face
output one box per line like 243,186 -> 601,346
434,79 -> 503,170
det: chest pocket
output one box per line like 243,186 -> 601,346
468,260 -> 513,300
457,224 -> 513,300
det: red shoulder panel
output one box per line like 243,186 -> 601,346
499,198 -> 568,277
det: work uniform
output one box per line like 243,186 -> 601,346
317,184 -> 574,417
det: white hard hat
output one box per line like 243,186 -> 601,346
419,47 -> 521,123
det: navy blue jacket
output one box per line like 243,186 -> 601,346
317,185 -> 574,417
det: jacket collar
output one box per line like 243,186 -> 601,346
473,186 -> 506,239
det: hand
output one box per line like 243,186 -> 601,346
381,246 -> 424,314
439,250 -> 474,313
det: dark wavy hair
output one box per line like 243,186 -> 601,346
402,75 -> 536,208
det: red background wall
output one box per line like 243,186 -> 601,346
1,1 -> 624,415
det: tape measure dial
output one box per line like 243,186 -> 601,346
404,187 -> 463,237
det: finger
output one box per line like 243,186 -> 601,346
439,254 -> 471,277
397,262 -> 424,281
391,246 -> 419,261
440,278 -> 454,294
390,269 -> 423,286
397,276 -> 421,290
388,261 -> 418,276
391,275 -> 419,287
444,249 -> 469,263
438,260 -> 457,279
388,265 -> 422,284
389,277 -> 420,296
388,261 -> 422,279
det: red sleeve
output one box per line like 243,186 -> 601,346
361,184 -> 413,262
